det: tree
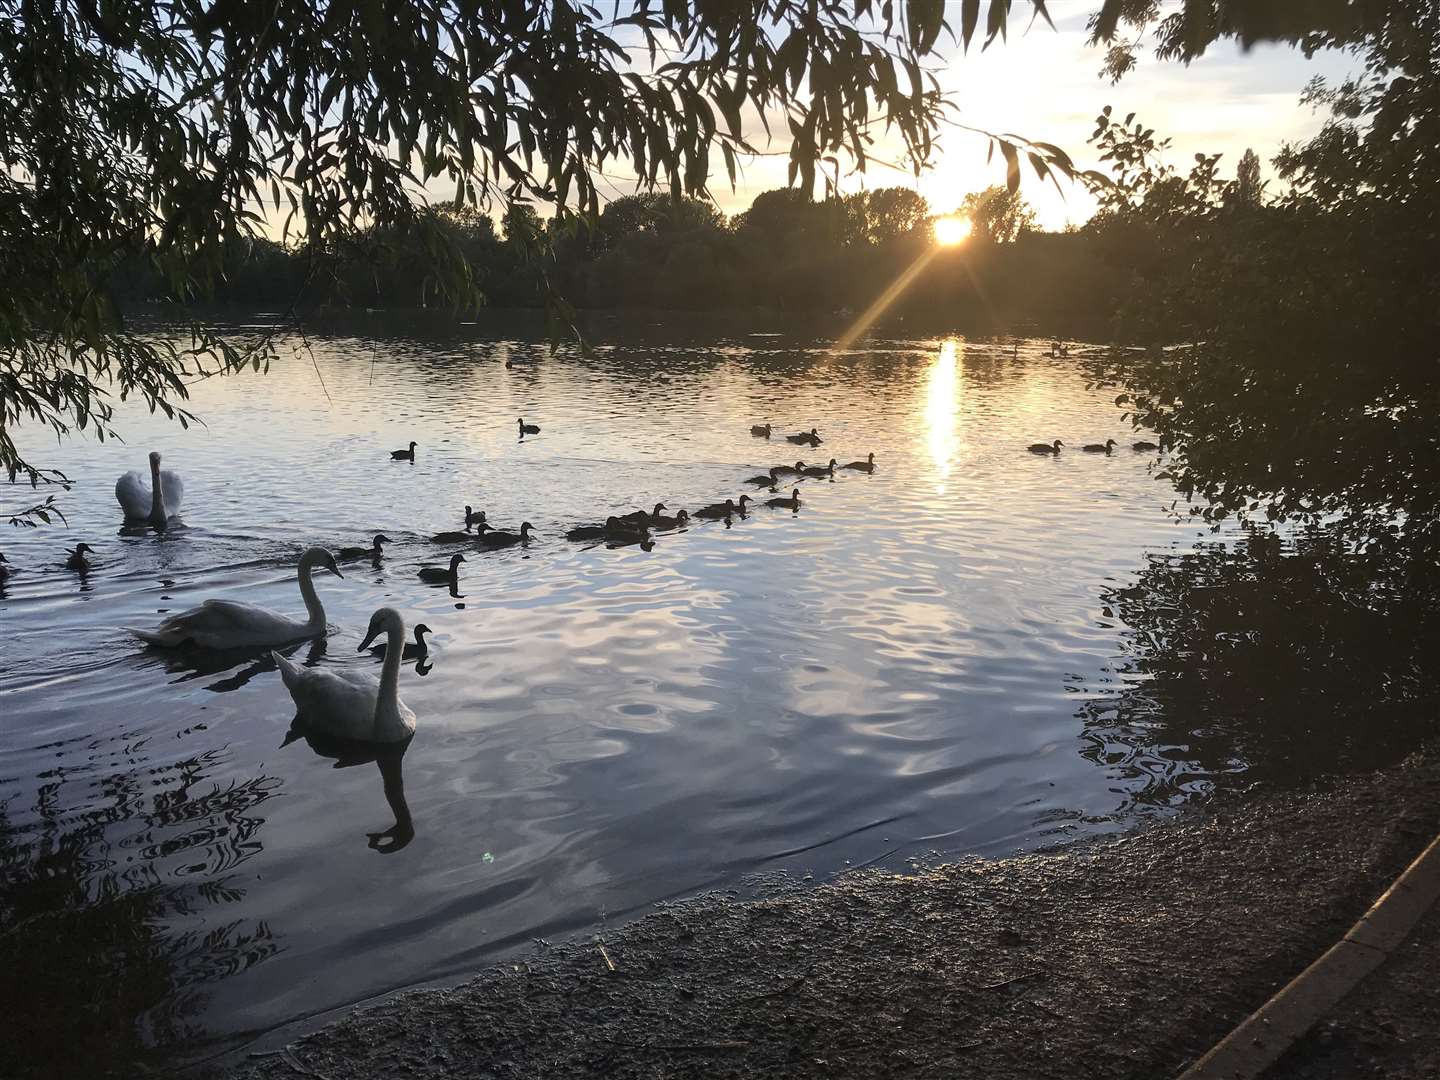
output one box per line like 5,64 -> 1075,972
845,188 -> 931,244
1234,148 -> 1263,207
957,186 -> 1037,244
0,0 -> 1079,522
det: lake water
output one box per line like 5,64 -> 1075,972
2,313 -> 1430,1075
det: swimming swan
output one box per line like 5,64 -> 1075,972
271,607 -> 417,743
129,547 -> 344,649
115,451 -> 184,528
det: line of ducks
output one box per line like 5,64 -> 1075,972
1027,438 -> 1160,455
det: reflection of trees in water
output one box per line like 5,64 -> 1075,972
1078,530 -> 1440,811
0,738 -> 281,1079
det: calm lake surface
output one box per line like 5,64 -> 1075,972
2,313 -> 1429,1073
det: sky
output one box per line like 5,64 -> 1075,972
699,0 -> 1356,229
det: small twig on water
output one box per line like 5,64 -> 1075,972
598,942 -> 616,972
978,971 -> 1045,993
607,1038 -> 749,1052
738,971 -> 810,1003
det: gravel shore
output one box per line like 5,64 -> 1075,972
225,752 -> 1440,1080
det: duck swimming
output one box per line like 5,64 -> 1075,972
0,552 -> 10,582
418,552 -> 465,583
115,450 -> 184,529
764,487 -> 802,510
370,623 -> 432,660
772,461 -> 806,476
130,547 -> 343,649
65,543 -> 96,572
339,534 -> 391,560
801,459 -> 837,478
619,502 -> 668,525
785,428 -> 822,445
841,452 -> 876,472
518,418 -> 540,435
650,508 -> 689,531
271,607 -> 417,743
430,529 -> 474,544
1132,440 -> 1160,452
566,517 -> 622,541
478,521 -> 535,547
744,468 -> 782,487
695,495 -> 749,519
1027,440 -> 1064,455
464,506 -> 487,529
1082,439 -> 1118,454
391,441 -> 417,461
750,423 -> 772,438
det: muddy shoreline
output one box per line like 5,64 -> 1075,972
222,753 -> 1440,1080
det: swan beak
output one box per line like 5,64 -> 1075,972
358,628 -> 380,652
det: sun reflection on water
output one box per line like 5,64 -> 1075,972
925,338 -> 962,490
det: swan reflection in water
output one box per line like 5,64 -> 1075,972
282,725 -> 416,853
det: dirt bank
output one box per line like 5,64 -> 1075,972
225,752 -> 1440,1080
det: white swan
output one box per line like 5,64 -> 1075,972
129,547 -> 343,649
116,451 -> 184,527
271,607 -> 417,742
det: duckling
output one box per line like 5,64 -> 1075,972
785,427 -> 822,445
750,423 -> 772,438
764,487 -> 802,510
771,461 -> 807,477
744,468 -> 783,487
338,533 -> 391,560
801,458 -> 837,478
371,623 -> 433,660
518,418 -> 540,436
1027,440 -> 1063,455
1082,439 -> 1118,454
619,502 -> 668,526
418,553 -> 465,583
1132,440 -> 1160,452
694,495 -> 750,519
650,509 -> 689,531
478,521 -> 535,548
391,441 -> 417,461
65,543 -> 96,571
464,506 -> 487,529
841,452 -> 876,472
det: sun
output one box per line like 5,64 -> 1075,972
933,215 -> 972,246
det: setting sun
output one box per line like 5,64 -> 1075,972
933,215 -> 972,246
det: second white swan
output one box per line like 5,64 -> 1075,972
116,451 -> 184,528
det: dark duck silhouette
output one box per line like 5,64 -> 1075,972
1082,439 -> 1118,454
518,418 -> 540,436
1132,440 -> 1160,452
464,506 -> 486,529
65,543 -> 96,571
338,533 -> 391,560
841,452 -> 876,472
478,521 -> 535,548
785,427 -> 822,445
750,423 -> 772,437
371,623 -> 433,660
650,509 -> 689,531
391,441 -> 417,461
618,502 -> 668,526
801,458 -> 837,478
744,468 -> 782,487
772,461 -> 806,477
418,553 -> 465,583
694,496 -> 749,519
764,487 -> 802,510
1027,440 -> 1063,455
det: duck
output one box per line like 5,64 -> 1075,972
129,547 -> 344,649
391,441 -> 417,461
607,523 -> 653,549
801,458 -> 837,478
765,487 -> 802,510
1082,439 -> 1118,454
772,461 -> 807,477
418,552 -> 465,583
841,452 -> 876,472
0,551 -> 10,582
370,622 -> 432,660
566,517 -> 621,541
271,607 -> 417,743
1132,440 -> 1160,452
694,495 -> 749,519
429,529 -> 474,544
744,468 -> 783,487
750,423 -> 772,438
785,428 -> 822,445
518,418 -> 540,436
619,502 -> 668,526
65,543 -> 96,572
338,533 -> 391,560
1027,440 -> 1064,454
650,508 -> 689,531
115,450 -> 184,529
464,506 -> 487,529
478,521 -> 536,547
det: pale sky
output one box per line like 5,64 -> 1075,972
698,1 -> 1355,229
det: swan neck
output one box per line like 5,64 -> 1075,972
149,458 -> 165,521
297,559 -> 325,627
378,619 -> 404,714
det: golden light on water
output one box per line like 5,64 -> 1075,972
933,215 -> 972,246
925,338 -> 962,489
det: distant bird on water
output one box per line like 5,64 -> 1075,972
619,503 -> 668,526
801,459 -> 837,478
841,453 -> 876,473
1082,439 -> 1118,454
650,508 -> 689,531
765,487 -> 802,510
1132,440 -> 1160,452
478,521 -> 535,547
750,423 -> 772,437
464,506 -> 487,529
744,468 -> 782,487
115,450 -> 184,529
65,544 -> 96,572
785,428 -> 822,446
518,418 -> 540,436
338,534 -> 391,560
772,461 -> 806,477
1028,440 -> 1063,455
418,553 -> 465,584
391,441 -> 417,461
694,496 -> 749,519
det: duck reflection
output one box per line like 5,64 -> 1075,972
282,725 -> 416,853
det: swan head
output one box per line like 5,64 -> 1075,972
148,451 -> 162,469
357,607 -> 405,652
301,546 -> 344,578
